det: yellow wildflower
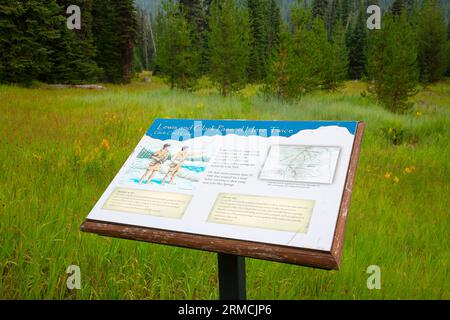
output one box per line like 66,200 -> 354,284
393,176 -> 400,183
415,111 -> 422,117
74,141 -> 82,156
384,172 -> 391,180
33,153 -> 43,161
404,167 -> 413,174
101,139 -> 110,151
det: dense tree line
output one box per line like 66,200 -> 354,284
154,0 -> 449,112
0,0 -> 448,114
365,0 -> 448,111
0,0 -> 137,85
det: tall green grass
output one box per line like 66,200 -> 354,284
0,79 -> 448,299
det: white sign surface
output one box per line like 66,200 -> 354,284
86,119 -> 358,251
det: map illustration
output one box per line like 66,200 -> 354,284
259,145 -> 341,184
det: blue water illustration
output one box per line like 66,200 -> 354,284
131,178 -> 163,184
181,165 -> 205,173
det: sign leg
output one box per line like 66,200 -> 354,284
217,253 -> 247,300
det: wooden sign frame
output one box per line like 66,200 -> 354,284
81,122 -> 365,270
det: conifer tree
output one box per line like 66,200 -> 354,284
0,0 -> 140,85
92,0 -> 119,82
0,0 -> 62,84
266,7 -> 328,98
179,0 -> 209,74
346,11 -> 367,79
208,0 -> 251,96
267,0 -> 281,54
323,20 -> 348,90
391,0 -> 406,15
447,22 -> 450,76
292,7 -> 313,88
312,0 -> 329,20
155,1 -> 200,90
247,0 -> 268,81
114,0 -> 137,83
367,11 -> 418,112
448,20 -> 450,39
388,0 -> 414,16
180,0 -> 208,32
246,0 -> 281,82
264,25 -> 294,99
417,0 -> 448,83
306,17 -> 330,87
51,0 -> 101,84
92,0 -> 136,83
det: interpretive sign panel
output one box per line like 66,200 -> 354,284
81,119 -> 364,269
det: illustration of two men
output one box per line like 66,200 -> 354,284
139,144 -> 190,185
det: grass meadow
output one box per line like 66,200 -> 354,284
0,78 -> 449,299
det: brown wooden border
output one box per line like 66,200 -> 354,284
81,122 -> 365,270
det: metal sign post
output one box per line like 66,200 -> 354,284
217,253 -> 247,300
